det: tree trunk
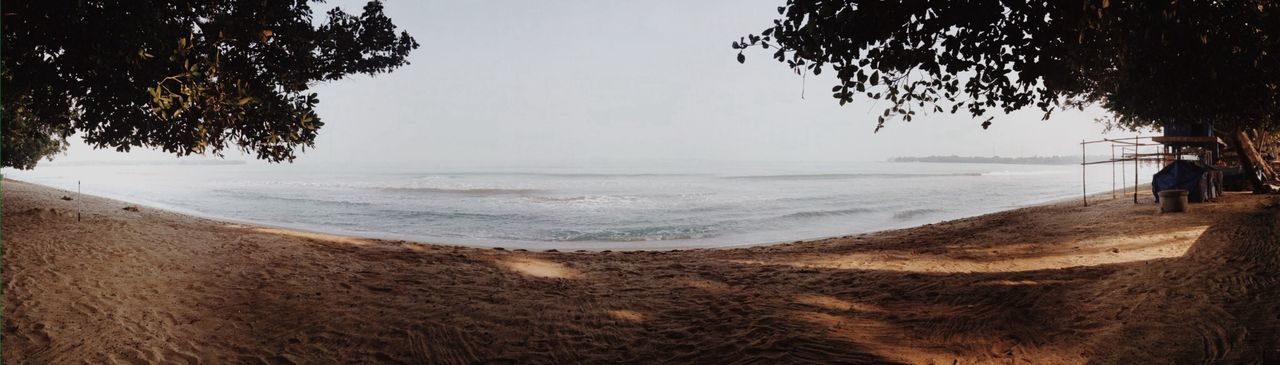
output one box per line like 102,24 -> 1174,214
1233,129 -> 1269,193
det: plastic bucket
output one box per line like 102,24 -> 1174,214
1158,189 -> 1189,213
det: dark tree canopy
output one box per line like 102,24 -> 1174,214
2,0 -> 419,169
735,1 -> 1280,133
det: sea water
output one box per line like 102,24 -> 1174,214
4,161 -> 1149,250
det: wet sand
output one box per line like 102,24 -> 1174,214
4,179 -> 1280,364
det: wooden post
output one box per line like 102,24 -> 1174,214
1242,130 -> 1275,178
1234,129 -> 1270,193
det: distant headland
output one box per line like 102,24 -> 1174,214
889,155 -> 1107,165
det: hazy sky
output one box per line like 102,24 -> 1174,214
60,0 -> 1146,166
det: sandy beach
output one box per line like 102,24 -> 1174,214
5,178 -> 1280,363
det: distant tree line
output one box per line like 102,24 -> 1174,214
888,155 -> 1107,165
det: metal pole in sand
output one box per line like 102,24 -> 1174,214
1111,144 -> 1117,199
77,180 -> 82,222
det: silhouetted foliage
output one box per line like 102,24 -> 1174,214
736,1 -> 1280,133
2,0 -> 419,169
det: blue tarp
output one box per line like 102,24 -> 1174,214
1153,160 -> 1210,203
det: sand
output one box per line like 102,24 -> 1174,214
4,178 -> 1280,364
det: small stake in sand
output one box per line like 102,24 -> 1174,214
77,180 -> 82,222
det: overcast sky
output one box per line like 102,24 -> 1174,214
59,0 -> 1147,167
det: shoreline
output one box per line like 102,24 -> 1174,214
0,178 -> 1150,251
8,178 -> 1278,363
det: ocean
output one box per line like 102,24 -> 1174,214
4,160 -> 1149,250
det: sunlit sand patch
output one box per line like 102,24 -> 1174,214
498,257 -> 581,279
796,309 -> 1085,363
980,279 -> 1057,286
792,310 -> 957,364
250,227 -> 371,245
735,226 -> 1210,273
683,278 -> 732,293
795,294 -> 883,313
606,310 -> 646,323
